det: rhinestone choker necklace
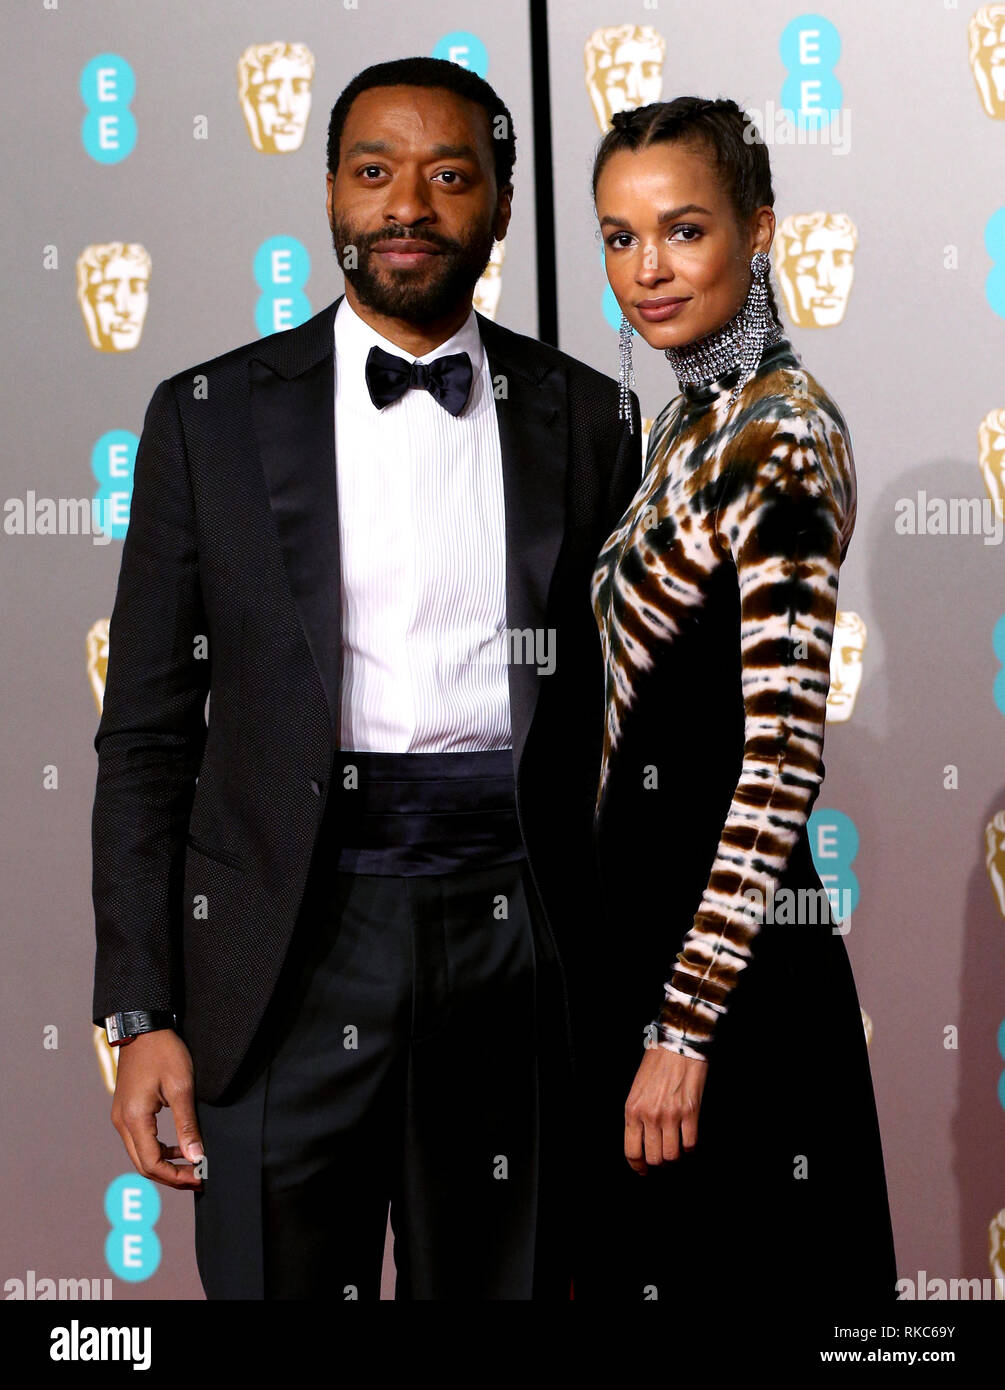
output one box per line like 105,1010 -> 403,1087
664,305 -> 783,391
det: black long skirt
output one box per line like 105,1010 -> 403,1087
566,830 -> 899,1306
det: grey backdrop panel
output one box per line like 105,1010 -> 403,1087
2,0 -> 536,1302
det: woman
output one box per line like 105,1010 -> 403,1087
572,97 -> 898,1301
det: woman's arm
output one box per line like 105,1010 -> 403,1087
656,404 -> 853,1061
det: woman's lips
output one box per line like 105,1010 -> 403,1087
636,298 -> 690,322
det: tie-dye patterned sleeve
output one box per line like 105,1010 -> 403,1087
656,406 -> 853,1062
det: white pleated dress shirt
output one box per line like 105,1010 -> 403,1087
332,294 -> 512,753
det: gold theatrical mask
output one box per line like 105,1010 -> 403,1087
827,611 -> 866,722
88,617 -> 119,1091
238,42 -> 315,154
990,1209 -> 1005,1292
584,25 -> 665,132
86,618 -> 110,714
969,6 -> 1005,119
93,1025 -> 119,1094
76,244 -> 151,352
472,240 -> 506,321
861,1009 -> 873,1048
641,418 -> 655,463
985,811 -> 1005,918
978,410 -> 1005,519
774,213 -> 858,329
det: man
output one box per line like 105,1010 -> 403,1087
92,55 -> 641,1300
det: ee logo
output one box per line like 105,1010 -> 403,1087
91,431 -> 138,542
994,614 -> 1005,714
432,32 -> 489,78
81,54 -> 137,164
808,807 -> 860,930
254,236 -> 311,337
779,14 -> 843,130
104,1174 -> 161,1281
986,211 -> 1005,320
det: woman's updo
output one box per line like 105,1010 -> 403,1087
593,96 -> 781,322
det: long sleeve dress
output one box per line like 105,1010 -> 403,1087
574,334 -> 898,1302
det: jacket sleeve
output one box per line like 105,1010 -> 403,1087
656,406 -> 851,1061
91,377 -> 210,1026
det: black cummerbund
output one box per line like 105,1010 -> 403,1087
331,750 -> 524,876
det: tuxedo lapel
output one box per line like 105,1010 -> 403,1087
249,296 -> 343,741
476,312 -> 568,776
248,295 -> 569,778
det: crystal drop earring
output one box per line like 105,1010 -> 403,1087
730,250 -> 772,406
618,312 -> 636,431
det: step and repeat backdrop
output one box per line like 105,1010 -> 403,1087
2,0 -> 1003,1303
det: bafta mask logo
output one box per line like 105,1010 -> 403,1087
861,1009 -> 873,1047
93,1024 -> 119,1094
88,616 -> 119,1091
991,1209 -> 1005,1290
472,240 -> 506,320
774,213 -> 858,328
76,243 -> 151,352
985,811 -> 1005,918
641,417 -> 655,464
584,25 -> 665,132
86,618 -> 110,713
969,6 -> 1005,118
238,42 -> 315,153
827,611 -> 866,722
979,409 -> 1005,519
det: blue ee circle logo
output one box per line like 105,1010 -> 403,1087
985,209 -> 1005,319
993,614 -> 1005,714
779,14 -> 842,131
432,32 -> 488,78
80,54 -> 137,163
808,807 -> 860,925
254,236 -> 311,337
91,430 -> 138,541
104,1174 -> 161,1281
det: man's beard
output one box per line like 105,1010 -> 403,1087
331,214 -> 496,323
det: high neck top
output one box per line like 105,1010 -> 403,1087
664,307 -> 786,405
591,337 -> 857,1062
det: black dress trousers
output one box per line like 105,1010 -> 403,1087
191,751 -> 572,1300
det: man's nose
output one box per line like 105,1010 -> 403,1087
383,174 -> 435,226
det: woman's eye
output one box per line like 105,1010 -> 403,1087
670,225 -> 701,242
606,233 -> 634,249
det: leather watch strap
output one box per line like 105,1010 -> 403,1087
104,1009 -> 177,1046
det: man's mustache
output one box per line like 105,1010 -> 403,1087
356,228 -> 462,255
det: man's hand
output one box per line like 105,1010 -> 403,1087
624,1045 -> 709,1174
110,1030 -> 205,1190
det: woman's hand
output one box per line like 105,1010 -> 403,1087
624,1045 -> 709,1173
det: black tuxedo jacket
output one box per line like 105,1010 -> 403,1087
91,293 -> 642,1102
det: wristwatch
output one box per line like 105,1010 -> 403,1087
103,1010 -> 177,1047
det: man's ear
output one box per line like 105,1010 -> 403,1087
494,185 -> 514,242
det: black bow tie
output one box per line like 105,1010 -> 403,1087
364,343 -> 473,417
